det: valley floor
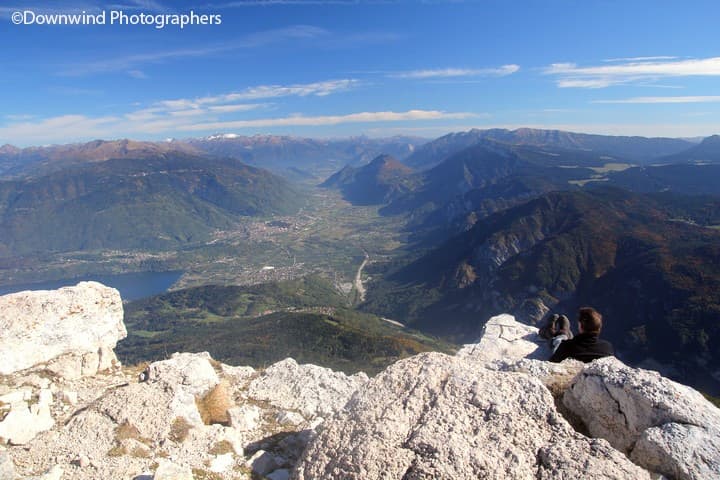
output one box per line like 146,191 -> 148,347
0,189 -> 409,300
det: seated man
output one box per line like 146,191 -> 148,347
549,307 -> 614,363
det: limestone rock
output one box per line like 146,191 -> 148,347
296,352 -> 650,480
219,364 -> 256,387
95,382 -> 200,439
0,449 -> 16,480
146,352 -> 219,396
245,358 -> 368,419
0,282 -> 125,376
564,357 -> 720,480
276,411 -> 304,426
0,390 -> 54,445
456,314 -> 548,364
228,405 -> 260,432
209,453 -> 234,473
247,450 -> 284,477
25,465 -> 62,480
631,423 -> 720,480
153,460 -> 193,480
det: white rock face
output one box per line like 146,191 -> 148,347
456,313 -> 548,364
0,390 -> 54,445
0,448 -> 16,480
564,357 -> 720,480
25,465 -> 62,480
296,352 -> 651,480
209,452 -> 234,473
146,352 -> 220,396
153,460 -> 193,480
228,405 -> 261,432
0,282 -> 126,375
245,358 -> 369,419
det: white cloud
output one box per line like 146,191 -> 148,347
603,56 -> 678,63
208,103 -> 271,113
211,79 -> 359,101
545,56 -> 720,88
1,108 -> 477,145
176,110 -> 478,132
151,79 -> 357,113
593,96 -> 720,104
392,65 -> 520,79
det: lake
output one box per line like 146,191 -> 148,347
0,271 -> 183,301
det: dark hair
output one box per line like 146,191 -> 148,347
578,307 -> 602,334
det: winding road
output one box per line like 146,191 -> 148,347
354,250 -> 369,303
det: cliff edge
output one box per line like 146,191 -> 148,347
0,284 -> 718,480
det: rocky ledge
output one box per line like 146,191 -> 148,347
0,284 -> 718,480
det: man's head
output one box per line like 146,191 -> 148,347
577,307 -> 602,334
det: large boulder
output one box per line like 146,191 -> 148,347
0,282 -> 126,376
564,357 -> 720,480
456,314 -> 548,364
295,352 -> 650,480
145,352 -> 220,396
245,358 -> 369,419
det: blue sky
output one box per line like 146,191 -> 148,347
1,0 -> 720,146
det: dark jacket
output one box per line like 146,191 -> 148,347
549,332 -> 614,363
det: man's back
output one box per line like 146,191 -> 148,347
549,332 -> 614,363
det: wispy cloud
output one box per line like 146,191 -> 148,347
122,80 -> 357,121
593,95 -> 720,104
155,79 -> 357,111
177,110 -> 477,131
0,109 -> 477,145
58,25 -> 328,76
391,65 -> 520,79
545,56 -> 720,88
2,76 -> 473,144
127,70 -> 148,79
603,56 -> 678,63
209,79 -> 359,101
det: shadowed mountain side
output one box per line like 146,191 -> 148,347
607,163 -> 720,196
380,142 -> 593,217
658,134 -> 720,165
362,188 -> 720,393
320,154 -> 416,205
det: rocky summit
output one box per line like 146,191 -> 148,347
0,283 -> 718,480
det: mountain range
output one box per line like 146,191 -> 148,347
185,134 -> 425,176
321,130 -> 720,246
0,135 -> 426,180
3,128 -> 720,395
402,128 -> 696,170
0,151 -> 300,256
